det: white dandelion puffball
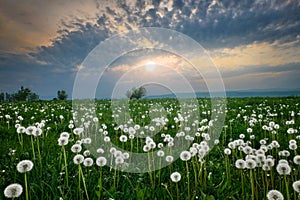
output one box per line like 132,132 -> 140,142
83,158 -> 94,167
235,159 -> 246,169
58,137 -> 69,146
276,163 -> 291,175
293,155 -> 300,165
266,190 -> 284,200
17,160 -> 34,173
71,144 -> 82,153
292,180 -> 300,193
170,172 -> 181,183
96,157 -> 107,167
4,183 -> 23,198
180,151 -> 192,161
224,148 -> 231,155
73,154 -> 84,165
166,155 -> 174,163
245,159 -> 257,169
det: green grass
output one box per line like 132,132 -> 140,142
0,97 -> 299,199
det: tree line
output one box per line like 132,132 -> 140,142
0,86 -> 68,102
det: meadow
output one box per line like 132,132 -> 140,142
0,97 -> 300,200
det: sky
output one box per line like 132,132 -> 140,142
0,0 -> 300,99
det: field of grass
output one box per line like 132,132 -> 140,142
0,97 -> 300,199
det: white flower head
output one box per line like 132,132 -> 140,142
170,172 -> 181,183
292,180 -> 300,193
96,157 -> 107,167
17,160 -> 34,173
267,190 -> 284,200
4,183 -> 23,198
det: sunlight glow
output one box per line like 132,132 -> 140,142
146,61 -> 156,71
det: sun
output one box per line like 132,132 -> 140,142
146,61 -> 156,71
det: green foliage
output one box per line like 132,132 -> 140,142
57,90 -> 68,100
126,86 -> 146,100
0,97 -> 299,199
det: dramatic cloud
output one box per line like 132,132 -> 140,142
0,0 -> 299,98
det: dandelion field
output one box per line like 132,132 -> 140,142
1,97 -> 300,200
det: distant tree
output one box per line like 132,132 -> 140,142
28,93 -> 39,101
13,86 -> 39,101
0,93 -> 4,102
57,90 -> 68,100
126,86 -> 146,100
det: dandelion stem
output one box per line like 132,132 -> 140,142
30,136 -> 36,160
250,169 -> 255,200
24,172 -> 29,200
284,175 -> 290,200
186,161 -> 190,200
62,146 -> 69,187
79,164 -> 89,200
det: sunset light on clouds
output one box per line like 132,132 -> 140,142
0,0 -> 299,99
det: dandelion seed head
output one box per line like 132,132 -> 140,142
235,159 -> 246,169
96,157 -> 107,167
71,144 -> 82,153
166,155 -> 174,163
17,160 -> 34,173
180,151 -> 191,161
4,183 -> 23,198
170,172 -> 181,182
267,190 -> 284,200
83,158 -> 94,167
292,180 -> 300,193
245,159 -> 257,169
224,148 -> 231,155
157,150 -> 165,157
73,154 -> 84,165
276,163 -> 291,175
58,137 -> 69,146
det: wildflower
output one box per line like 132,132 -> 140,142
247,128 -> 252,133
119,135 -> 128,142
115,156 -> 124,165
262,164 -> 271,171
83,158 -> 94,167
235,159 -> 246,169
104,136 -> 110,142
293,155 -> 300,165
180,151 -> 191,161
58,137 -> 69,146
17,160 -> 34,173
97,148 -> 104,154
4,183 -> 23,198
17,126 -> 26,134
25,126 -> 36,136
224,148 -> 231,155
289,143 -> 297,150
60,132 -> 70,138
266,190 -> 284,200
292,180 -> 300,193
71,144 -> 82,153
276,163 -> 291,175
83,138 -> 92,144
73,154 -> 84,165
166,155 -> 174,163
265,158 -> 275,167
32,127 -> 42,137
143,145 -> 151,152
73,127 -> 84,135
96,157 -> 107,167
170,172 -> 181,183
83,150 -> 90,157
122,152 -> 130,159
245,159 -> 257,169
157,150 -> 165,157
